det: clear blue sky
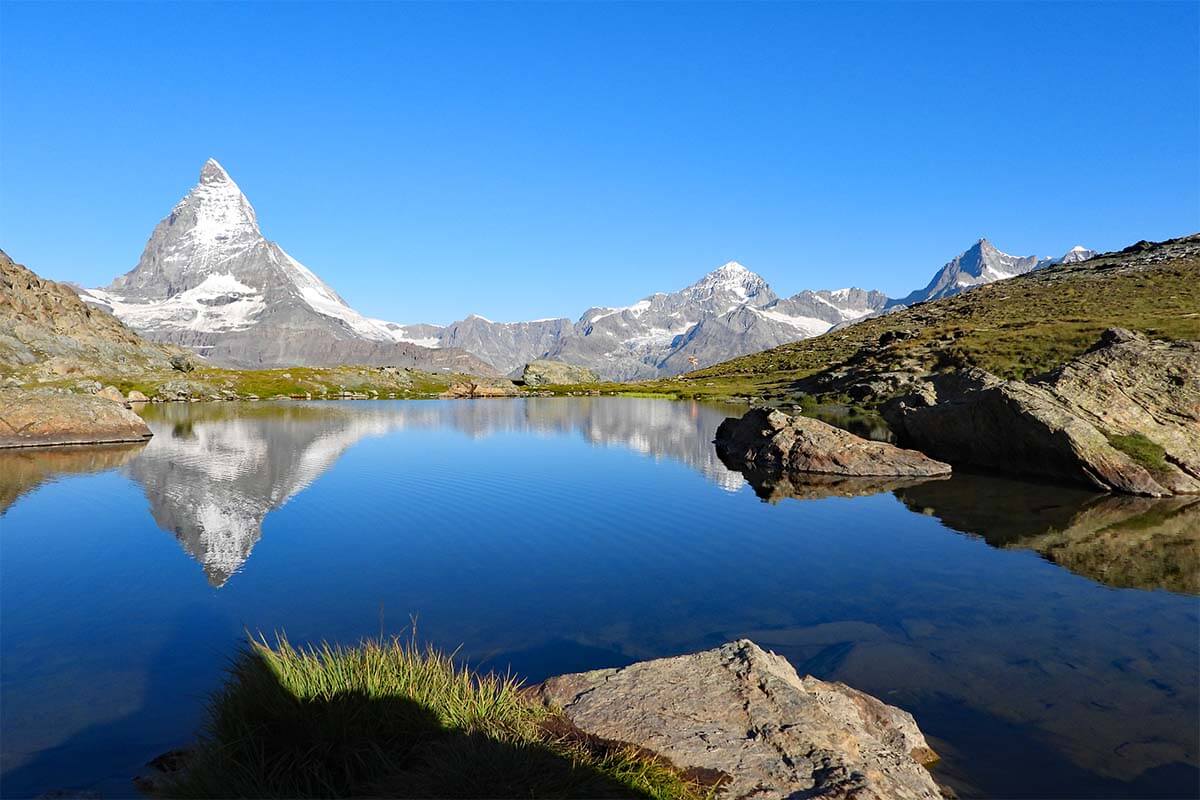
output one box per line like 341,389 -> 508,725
1,2 -> 1196,324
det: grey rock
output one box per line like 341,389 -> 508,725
716,407 -> 952,477
535,639 -> 942,800
884,330 -> 1200,496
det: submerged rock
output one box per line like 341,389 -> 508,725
0,388 -> 152,448
715,407 -> 951,477
521,359 -> 598,387
535,639 -> 943,800
884,329 -> 1200,496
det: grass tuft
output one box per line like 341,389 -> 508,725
1106,432 -> 1169,474
159,633 -> 709,799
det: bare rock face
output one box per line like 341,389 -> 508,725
535,640 -> 942,800
885,330 -> 1200,496
0,389 -> 152,448
520,359 -> 598,387
715,407 -> 951,477
438,379 -> 522,398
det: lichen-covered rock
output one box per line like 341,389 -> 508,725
0,388 -> 152,448
715,407 -> 951,477
521,359 -> 598,386
535,640 -> 942,800
885,330 -> 1200,496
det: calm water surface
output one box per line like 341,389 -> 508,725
1,398 -> 1197,798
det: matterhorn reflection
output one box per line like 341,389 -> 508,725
128,398 -> 747,585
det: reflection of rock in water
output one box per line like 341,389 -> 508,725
0,443 -> 146,515
894,473 -> 1200,593
716,448 -> 947,502
126,398 -> 746,586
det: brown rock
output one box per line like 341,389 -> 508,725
0,389 -> 152,448
535,640 -> 942,800
715,407 -> 951,477
127,390 -> 149,403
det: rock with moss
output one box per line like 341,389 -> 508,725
884,329 -> 1200,495
521,360 -> 598,387
535,639 -> 943,800
715,407 -> 951,478
0,388 -> 152,448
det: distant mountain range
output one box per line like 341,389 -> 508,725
78,159 -> 1095,379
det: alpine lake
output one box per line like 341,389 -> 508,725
1,397 -> 1197,798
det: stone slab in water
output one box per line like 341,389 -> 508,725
715,407 -> 951,478
535,639 -> 943,800
0,388 -> 152,448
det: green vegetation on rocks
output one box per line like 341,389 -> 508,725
1106,432 -> 1169,474
157,634 -> 709,800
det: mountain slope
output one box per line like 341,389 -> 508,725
571,234 -> 1199,404
0,249 -> 181,378
84,160 -> 495,374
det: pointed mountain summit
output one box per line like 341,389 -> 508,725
84,160 -> 495,373
889,238 -> 1091,307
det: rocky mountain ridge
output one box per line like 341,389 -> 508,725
70,159 -> 1093,380
78,160 -> 495,375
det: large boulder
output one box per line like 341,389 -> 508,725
521,359 -> 598,387
715,407 -> 951,478
0,388 -> 152,448
884,330 -> 1200,496
535,640 -> 942,800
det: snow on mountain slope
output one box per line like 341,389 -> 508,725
85,159 -> 495,373
887,239 -> 1093,308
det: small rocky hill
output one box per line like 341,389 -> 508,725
0,249 -> 182,379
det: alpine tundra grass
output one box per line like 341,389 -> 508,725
159,634 -> 710,800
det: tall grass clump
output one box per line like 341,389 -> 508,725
159,633 -> 708,799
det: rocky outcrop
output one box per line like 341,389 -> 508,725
715,407 -> 951,478
535,639 -> 942,800
0,249 -> 182,378
439,379 -> 522,398
520,359 -> 598,387
0,389 -> 152,448
884,330 -> 1200,495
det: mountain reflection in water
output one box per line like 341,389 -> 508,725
128,399 -> 748,585
1,398 -> 1197,799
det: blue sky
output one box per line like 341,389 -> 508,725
1,2 -> 1196,324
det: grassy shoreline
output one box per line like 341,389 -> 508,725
154,634 -> 710,800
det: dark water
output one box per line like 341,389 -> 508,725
1,398 -> 1197,799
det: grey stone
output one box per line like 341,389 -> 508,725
716,407 -> 951,478
535,640 -> 942,800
